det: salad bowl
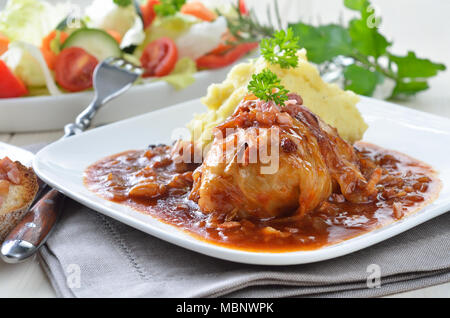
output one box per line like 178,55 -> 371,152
0,64 -> 234,132
0,0 -> 257,132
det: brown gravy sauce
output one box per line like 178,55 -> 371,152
84,142 -> 441,252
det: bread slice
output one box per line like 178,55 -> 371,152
0,161 -> 38,242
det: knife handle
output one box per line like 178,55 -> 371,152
0,188 -> 64,263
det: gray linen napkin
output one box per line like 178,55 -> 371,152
24,144 -> 449,297
37,199 -> 450,298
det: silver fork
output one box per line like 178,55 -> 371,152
65,57 -> 143,136
1,57 -> 143,263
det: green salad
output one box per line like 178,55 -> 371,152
0,0 -> 257,98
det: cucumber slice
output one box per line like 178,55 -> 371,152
62,28 -> 122,61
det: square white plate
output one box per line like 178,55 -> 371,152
33,97 -> 450,265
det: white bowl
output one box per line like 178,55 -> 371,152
0,66 -> 233,133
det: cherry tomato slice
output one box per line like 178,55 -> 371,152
141,0 -> 159,29
140,37 -> 178,77
208,43 -> 233,56
0,60 -> 28,98
196,42 -> 258,69
55,47 -> 99,92
239,0 -> 249,15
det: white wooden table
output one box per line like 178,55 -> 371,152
1,0 -> 449,298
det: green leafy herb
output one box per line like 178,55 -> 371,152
223,0 -> 446,99
343,64 -> 383,96
389,51 -> 446,78
345,0 -> 390,58
154,0 -> 186,17
289,23 -> 352,64
343,0 -> 369,11
289,0 -> 445,98
247,69 -> 289,105
389,52 -> 446,96
113,0 -> 132,7
260,28 -> 300,68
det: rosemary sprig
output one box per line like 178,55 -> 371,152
217,3 -> 276,43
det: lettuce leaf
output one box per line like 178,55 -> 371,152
141,57 -> 197,90
0,0 -> 70,46
159,57 -> 196,89
134,13 -> 199,58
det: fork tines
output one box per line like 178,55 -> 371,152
104,57 -> 144,76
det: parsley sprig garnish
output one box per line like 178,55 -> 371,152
248,69 -> 289,105
154,0 -> 186,17
261,28 -> 300,69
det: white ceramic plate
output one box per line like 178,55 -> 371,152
33,97 -> 450,265
0,65 -> 235,133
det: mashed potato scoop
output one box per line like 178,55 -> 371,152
188,49 -> 368,147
